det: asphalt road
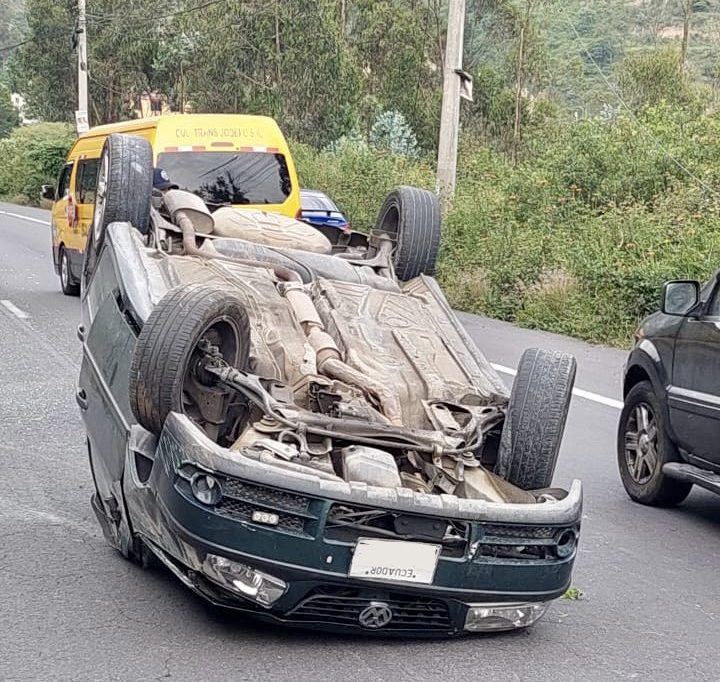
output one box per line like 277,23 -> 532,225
1,203 -> 719,682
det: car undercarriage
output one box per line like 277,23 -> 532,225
79,133 -> 582,635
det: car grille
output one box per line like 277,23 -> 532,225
286,588 -> 452,630
323,502 -> 569,561
480,524 -> 557,540
214,497 -> 307,533
474,523 -> 575,562
324,503 -> 469,558
215,477 -> 316,535
176,467 -> 317,536
219,478 -> 311,514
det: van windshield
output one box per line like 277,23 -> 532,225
156,151 -> 292,206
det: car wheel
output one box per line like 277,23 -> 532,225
59,247 -> 80,296
374,186 -> 441,281
495,348 -> 576,490
617,381 -> 692,506
129,283 -> 251,435
84,134 -> 153,280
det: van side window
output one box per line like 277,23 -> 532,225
57,163 -> 73,199
76,159 -> 100,204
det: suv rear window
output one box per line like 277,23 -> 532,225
156,151 -> 292,206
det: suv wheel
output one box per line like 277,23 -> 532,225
617,381 -> 692,506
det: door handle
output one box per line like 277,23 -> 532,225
77,324 -> 86,342
76,388 -> 88,411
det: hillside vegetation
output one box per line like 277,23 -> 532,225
6,0 -> 720,345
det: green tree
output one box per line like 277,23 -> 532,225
0,0 -> 27,65
617,46 -> 706,112
11,0 -> 165,124
8,0 -> 76,122
0,82 -> 19,137
174,0 -> 359,148
346,0 -> 443,149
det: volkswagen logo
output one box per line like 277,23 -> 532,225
358,601 -> 393,629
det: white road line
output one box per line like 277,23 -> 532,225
0,299 -> 30,319
490,362 -> 624,410
0,209 -> 48,225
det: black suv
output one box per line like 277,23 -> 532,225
618,277 -> 720,506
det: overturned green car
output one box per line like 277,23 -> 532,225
79,134 -> 582,636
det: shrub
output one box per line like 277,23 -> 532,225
369,110 -> 419,158
436,107 -> 720,346
0,122 -> 75,203
292,140 -> 434,230
6,105 -> 714,348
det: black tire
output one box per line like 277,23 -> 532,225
617,381 -> 692,506
374,186 -> 441,281
59,246 -> 80,296
84,134 -> 153,280
496,348 -> 576,490
129,283 -> 251,435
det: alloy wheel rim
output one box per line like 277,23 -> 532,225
93,153 -> 109,242
624,402 -> 659,484
61,252 -> 69,288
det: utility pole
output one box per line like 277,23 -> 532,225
680,0 -> 692,70
511,26 -> 525,164
76,0 -> 90,133
436,0 -> 466,201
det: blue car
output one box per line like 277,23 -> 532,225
300,189 -> 349,231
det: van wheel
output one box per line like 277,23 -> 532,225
374,186 -> 441,281
495,348 -> 576,490
59,247 -> 80,296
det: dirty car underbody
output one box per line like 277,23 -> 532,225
80,139 -> 581,637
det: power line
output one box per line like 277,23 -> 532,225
563,15 -> 719,198
87,0 -> 228,27
0,39 -> 30,53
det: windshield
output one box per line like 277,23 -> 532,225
301,191 -> 339,212
156,151 -> 292,206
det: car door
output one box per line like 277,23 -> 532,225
669,278 -> 720,466
79,222 -> 138,506
74,157 -> 100,262
50,162 -> 73,266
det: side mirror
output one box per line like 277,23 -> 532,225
662,280 -> 700,316
41,184 -> 56,201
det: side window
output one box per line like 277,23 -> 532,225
76,159 -> 100,204
57,163 -> 73,199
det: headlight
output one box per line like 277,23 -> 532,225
464,601 -> 550,632
203,554 -> 287,607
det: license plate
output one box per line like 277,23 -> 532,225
348,538 -> 440,584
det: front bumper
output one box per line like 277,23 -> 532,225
124,414 -> 582,636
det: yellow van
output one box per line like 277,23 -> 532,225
47,113 -> 301,295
